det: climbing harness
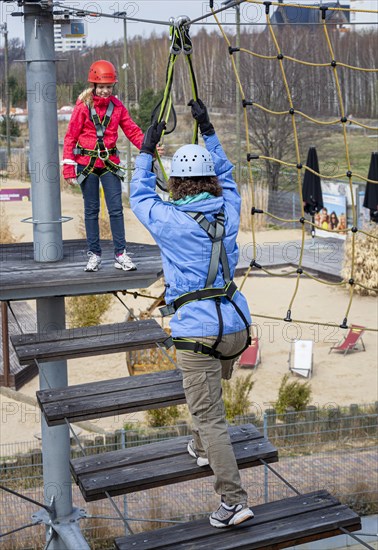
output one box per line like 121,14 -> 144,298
74,101 -> 124,185
152,16 -> 200,190
160,210 -> 251,360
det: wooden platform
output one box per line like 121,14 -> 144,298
37,369 -> 185,426
71,424 -> 278,502
0,301 -> 38,389
0,240 -> 163,301
11,318 -> 169,365
236,237 -> 344,281
115,491 -> 361,550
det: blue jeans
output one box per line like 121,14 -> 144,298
78,166 -> 126,256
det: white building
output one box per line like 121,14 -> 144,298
347,0 -> 378,30
54,16 -> 87,52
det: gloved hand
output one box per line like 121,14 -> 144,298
188,98 -> 215,136
140,121 -> 166,155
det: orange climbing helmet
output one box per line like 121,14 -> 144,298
88,60 -> 118,84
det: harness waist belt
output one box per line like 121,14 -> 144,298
159,281 -> 237,317
73,146 -> 119,157
173,336 -> 252,360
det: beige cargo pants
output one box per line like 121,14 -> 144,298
176,329 -> 248,507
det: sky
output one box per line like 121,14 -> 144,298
1,0 -> 377,47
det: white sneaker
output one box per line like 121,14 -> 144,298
114,250 -> 136,271
84,252 -> 101,272
210,501 -> 254,528
187,439 -> 209,467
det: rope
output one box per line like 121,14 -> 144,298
212,1 -> 378,333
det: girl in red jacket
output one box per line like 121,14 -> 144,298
62,60 -> 144,272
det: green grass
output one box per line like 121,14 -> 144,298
317,130 -> 375,182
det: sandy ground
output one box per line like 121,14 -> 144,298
0,185 -> 377,447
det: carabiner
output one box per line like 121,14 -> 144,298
97,147 -> 110,161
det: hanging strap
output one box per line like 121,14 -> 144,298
160,209 -> 251,359
187,211 -> 231,286
153,16 -> 199,190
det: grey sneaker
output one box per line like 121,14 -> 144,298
114,250 -> 136,271
210,501 -> 254,528
187,439 -> 209,467
84,252 -> 101,272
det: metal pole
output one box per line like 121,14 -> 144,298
235,5 -> 241,184
1,302 -> 10,387
24,2 -> 63,263
1,23 -> 11,160
23,4 -> 88,549
123,17 -> 132,192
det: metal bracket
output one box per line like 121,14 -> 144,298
32,506 -> 90,549
21,216 -> 73,224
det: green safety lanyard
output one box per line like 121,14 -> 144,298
153,16 -> 199,190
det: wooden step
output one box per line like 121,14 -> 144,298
71,424 -> 278,502
37,369 -> 185,426
114,490 -> 361,550
11,318 -> 169,364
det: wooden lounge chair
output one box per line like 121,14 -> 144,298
329,325 -> 366,356
239,335 -> 261,369
289,340 -> 313,378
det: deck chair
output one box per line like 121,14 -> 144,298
289,340 -> 313,378
329,325 -> 366,356
239,327 -> 261,369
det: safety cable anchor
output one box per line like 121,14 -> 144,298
228,46 -> 240,55
319,6 -> 328,19
251,206 -> 264,215
284,310 -> 292,322
339,317 -> 348,329
263,1 -> 272,14
247,153 -> 259,162
249,259 -> 262,269
242,99 -> 253,108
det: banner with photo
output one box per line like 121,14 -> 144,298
314,192 -> 347,240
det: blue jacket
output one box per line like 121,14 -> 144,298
130,133 -> 251,338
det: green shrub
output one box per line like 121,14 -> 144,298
145,405 -> 181,428
0,115 -> 20,137
222,373 -> 254,423
275,373 -> 312,414
66,294 -> 112,327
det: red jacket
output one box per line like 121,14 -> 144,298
62,94 -> 144,179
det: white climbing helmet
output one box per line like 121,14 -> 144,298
170,144 -> 216,177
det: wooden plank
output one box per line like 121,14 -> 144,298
114,491 -> 361,550
40,381 -> 186,425
11,319 -> 169,364
70,424 -> 278,501
0,240 -> 163,301
72,424 -> 262,478
38,369 -> 182,404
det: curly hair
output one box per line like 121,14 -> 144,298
168,176 -> 222,201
